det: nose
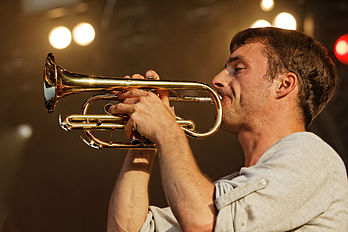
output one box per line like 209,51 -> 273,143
212,70 -> 227,89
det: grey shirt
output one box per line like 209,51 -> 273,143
140,132 -> 348,231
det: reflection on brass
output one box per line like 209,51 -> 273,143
43,53 -> 222,149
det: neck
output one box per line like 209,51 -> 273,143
237,117 -> 305,167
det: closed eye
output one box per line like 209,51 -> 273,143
224,55 -> 247,76
225,65 -> 246,76
233,67 -> 245,73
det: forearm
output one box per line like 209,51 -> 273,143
107,149 -> 156,232
156,127 -> 216,231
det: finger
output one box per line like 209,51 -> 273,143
144,70 -> 168,104
111,90 -> 120,95
118,89 -> 149,100
124,118 -> 134,139
157,89 -> 170,106
145,70 -> 160,80
108,103 -> 134,115
170,106 -> 175,116
123,97 -> 140,104
124,75 -> 131,79
132,74 -> 145,79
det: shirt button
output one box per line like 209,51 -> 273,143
260,178 -> 267,186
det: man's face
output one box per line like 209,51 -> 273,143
212,42 -> 274,132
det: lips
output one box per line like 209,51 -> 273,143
216,89 -> 233,103
218,95 -> 230,105
216,90 -> 228,101
222,95 -> 229,100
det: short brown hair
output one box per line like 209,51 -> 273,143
230,27 -> 338,128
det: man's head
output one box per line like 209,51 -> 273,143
213,41 -> 275,132
228,27 -> 337,128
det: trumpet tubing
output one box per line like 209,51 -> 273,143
43,53 -> 222,149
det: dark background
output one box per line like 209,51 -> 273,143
0,0 -> 347,231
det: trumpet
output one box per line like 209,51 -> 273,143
43,53 -> 222,149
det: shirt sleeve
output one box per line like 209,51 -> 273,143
213,134 -> 335,232
139,206 -> 182,232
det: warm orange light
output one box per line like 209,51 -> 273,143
273,12 -> 297,30
260,0 -> 274,12
49,26 -> 72,49
250,19 -> 272,28
72,22 -> 95,46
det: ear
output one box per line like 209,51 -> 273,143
274,72 -> 298,99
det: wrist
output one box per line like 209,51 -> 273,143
154,122 -> 186,149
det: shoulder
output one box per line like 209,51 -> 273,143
258,132 -> 345,174
263,132 -> 335,157
254,132 -> 347,203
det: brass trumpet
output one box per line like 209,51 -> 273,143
43,53 -> 222,149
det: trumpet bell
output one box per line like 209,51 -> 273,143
43,53 -> 58,113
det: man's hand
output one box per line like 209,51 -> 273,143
108,70 -> 179,143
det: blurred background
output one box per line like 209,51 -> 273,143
0,0 -> 347,231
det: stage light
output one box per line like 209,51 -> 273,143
72,22 -> 95,46
334,34 -> 348,65
49,26 -> 72,49
17,124 -> 33,139
273,12 -> 297,30
251,19 -> 272,28
260,0 -> 274,12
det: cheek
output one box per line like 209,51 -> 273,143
238,79 -> 267,106
228,80 -> 240,100
245,82 -> 273,110
238,80 -> 254,103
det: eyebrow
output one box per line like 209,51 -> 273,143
224,55 -> 244,67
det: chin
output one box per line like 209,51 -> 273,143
221,120 -> 239,133
221,113 -> 248,133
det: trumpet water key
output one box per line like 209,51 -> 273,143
43,53 -> 222,149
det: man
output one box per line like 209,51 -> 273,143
106,27 -> 348,231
